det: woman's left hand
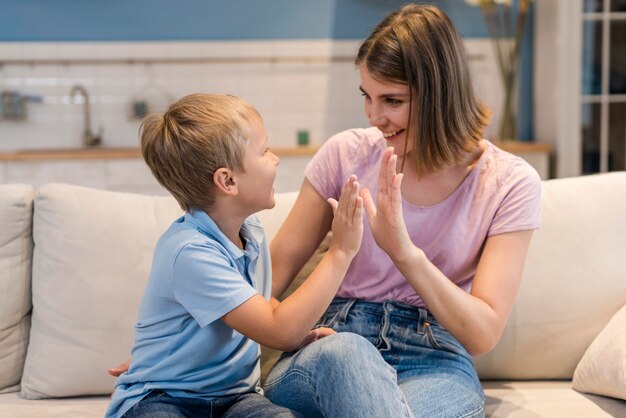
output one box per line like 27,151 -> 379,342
360,147 -> 416,263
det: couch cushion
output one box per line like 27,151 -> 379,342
0,392 -> 108,418
0,185 -> 34,393
475,172 -> 626,379
483,381 -> 626,417
573,303 -> 626,401
21,184 -> 182,399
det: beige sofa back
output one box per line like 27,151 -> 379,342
0,185 -> 34,394
0,172 -> 624,398
475,172 -> 626,379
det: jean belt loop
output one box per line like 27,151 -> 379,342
417,307 -> 427,335
336,298 -> 356,325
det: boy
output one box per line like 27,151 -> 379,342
105,94 -> 363,418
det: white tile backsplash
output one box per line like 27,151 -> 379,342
0,39 -> 500,192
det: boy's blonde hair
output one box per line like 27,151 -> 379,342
140,93 -> 260,211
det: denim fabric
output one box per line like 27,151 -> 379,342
122,390 -> 302,418
264,298 -> 485,418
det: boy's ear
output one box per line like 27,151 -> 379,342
213,168 -> 239,196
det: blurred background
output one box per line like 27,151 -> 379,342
0,0 -> 623,193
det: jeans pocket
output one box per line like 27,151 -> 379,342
425,322 -> 468,357
315,308 -> 340,328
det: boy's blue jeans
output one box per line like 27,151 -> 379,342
122,390 -> 302,418
264,298 -> 485,418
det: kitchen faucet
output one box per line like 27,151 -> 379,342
70,85 -> 101,147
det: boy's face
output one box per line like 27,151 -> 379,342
236,115 -> 280,212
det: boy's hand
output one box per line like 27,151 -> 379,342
107,359 -> 130,377
296,327 -> 336,350
327,175 -> 363,258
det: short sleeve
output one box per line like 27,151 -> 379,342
489,163 -> 542,236
172,243 -> 257,328
304,132 -> 346,201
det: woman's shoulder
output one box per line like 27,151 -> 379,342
482,141 -> 541,190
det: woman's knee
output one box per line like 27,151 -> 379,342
299,332 -> 386,371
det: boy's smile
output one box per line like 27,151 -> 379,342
236,115 -> 280,214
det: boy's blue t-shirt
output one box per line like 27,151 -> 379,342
106,209 -> 271,418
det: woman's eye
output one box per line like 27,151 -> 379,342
386,98 -> 402,106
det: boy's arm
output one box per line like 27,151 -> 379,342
222,177 -> 362,352
270,179 -> 333,298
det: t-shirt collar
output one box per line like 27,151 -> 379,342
185,209 -> 262,260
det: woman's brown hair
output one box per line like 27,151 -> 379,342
356,4 -> 490,175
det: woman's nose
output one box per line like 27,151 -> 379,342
367,105 -> 386,126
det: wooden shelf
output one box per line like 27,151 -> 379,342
492,141 -> 552,154
0,142 -> 550,162
0,146 -> 320,162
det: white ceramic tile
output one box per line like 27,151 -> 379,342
0,43 -> 25,60
330,41 -> 361,58
128,43 -> 168,60
0,162 -> 7,184
0,38 -> 498,168
5,160 -> 107,189
105,160 -> 157,186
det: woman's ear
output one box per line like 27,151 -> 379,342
213,168 -> 238,196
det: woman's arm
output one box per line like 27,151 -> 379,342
270,178 -> 334,298
222,177 -> 362,352
362,148 -> 534,355
397,230 -> 532,356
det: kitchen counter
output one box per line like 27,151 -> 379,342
0,146 -> 320,161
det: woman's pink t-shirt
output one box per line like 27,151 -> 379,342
305,127 -> 542,308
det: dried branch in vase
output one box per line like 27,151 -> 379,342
465,0 -> 531,141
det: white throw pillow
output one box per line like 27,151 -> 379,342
20,184 -> 182,399
573,304 -> 626,401
0,185 -> 34,393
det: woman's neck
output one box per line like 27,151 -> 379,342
400,140 -> 486,207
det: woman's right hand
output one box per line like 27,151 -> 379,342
360,148 -> 416,264
327,175 -> 363,259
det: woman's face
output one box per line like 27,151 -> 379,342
359,64 -> 412,156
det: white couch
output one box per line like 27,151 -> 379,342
1,173 -> 625,418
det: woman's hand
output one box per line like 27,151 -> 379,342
327,175 -> 363,259
360,147 -> 416,263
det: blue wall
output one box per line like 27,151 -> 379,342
1,0 -> 491,41
0,0 -> 533,140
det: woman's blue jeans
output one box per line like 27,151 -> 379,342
263,298 -> 485,418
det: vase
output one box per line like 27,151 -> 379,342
498,77 -> 517,142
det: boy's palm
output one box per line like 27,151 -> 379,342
327,175 -> 363,258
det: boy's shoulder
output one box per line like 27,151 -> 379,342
157,212 -> 267,263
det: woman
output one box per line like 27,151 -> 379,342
263,4 -> 541,417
